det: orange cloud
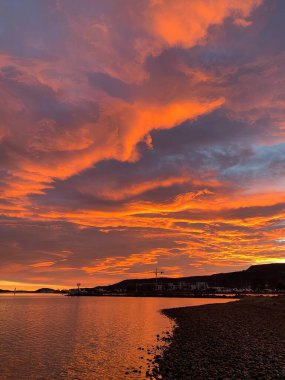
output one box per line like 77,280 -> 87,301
82,249 -> 166,276
150,0 -> 262,48
30,261 -> 55,268
1,96 -> 223,201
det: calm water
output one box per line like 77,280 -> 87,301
0,295 -> 232,379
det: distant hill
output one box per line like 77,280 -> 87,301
100,264 -> 285,291
35,288 -> 59,293
0,287 -> 64,294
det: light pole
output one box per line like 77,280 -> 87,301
154,268 -> 164,289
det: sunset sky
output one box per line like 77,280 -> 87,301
2,0 -> 285,290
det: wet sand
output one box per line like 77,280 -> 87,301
152,296 -> 285,379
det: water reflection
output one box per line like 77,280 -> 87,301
0,295 -> 232,379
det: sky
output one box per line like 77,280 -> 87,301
1,0 -> 285,290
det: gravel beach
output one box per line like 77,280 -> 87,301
154,296 -> 285,380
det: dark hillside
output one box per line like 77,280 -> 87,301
99,263 -> 285,291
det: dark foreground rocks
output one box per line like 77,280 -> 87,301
155,297 -> 285,380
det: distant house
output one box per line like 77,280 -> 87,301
211,286 -> 232,293
166,282 -> 178,291
190,282 -> 208,291
178,281 -> 188,290
96,287 -> 105,293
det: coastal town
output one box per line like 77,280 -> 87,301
67,281 -> 279,297
66,263 -> 285,297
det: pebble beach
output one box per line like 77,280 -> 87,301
153,296 -> 285,380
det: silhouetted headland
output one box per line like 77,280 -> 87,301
67,263 -> 285,297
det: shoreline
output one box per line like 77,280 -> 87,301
66,293 -> 242,298
150,296 -> 285,379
